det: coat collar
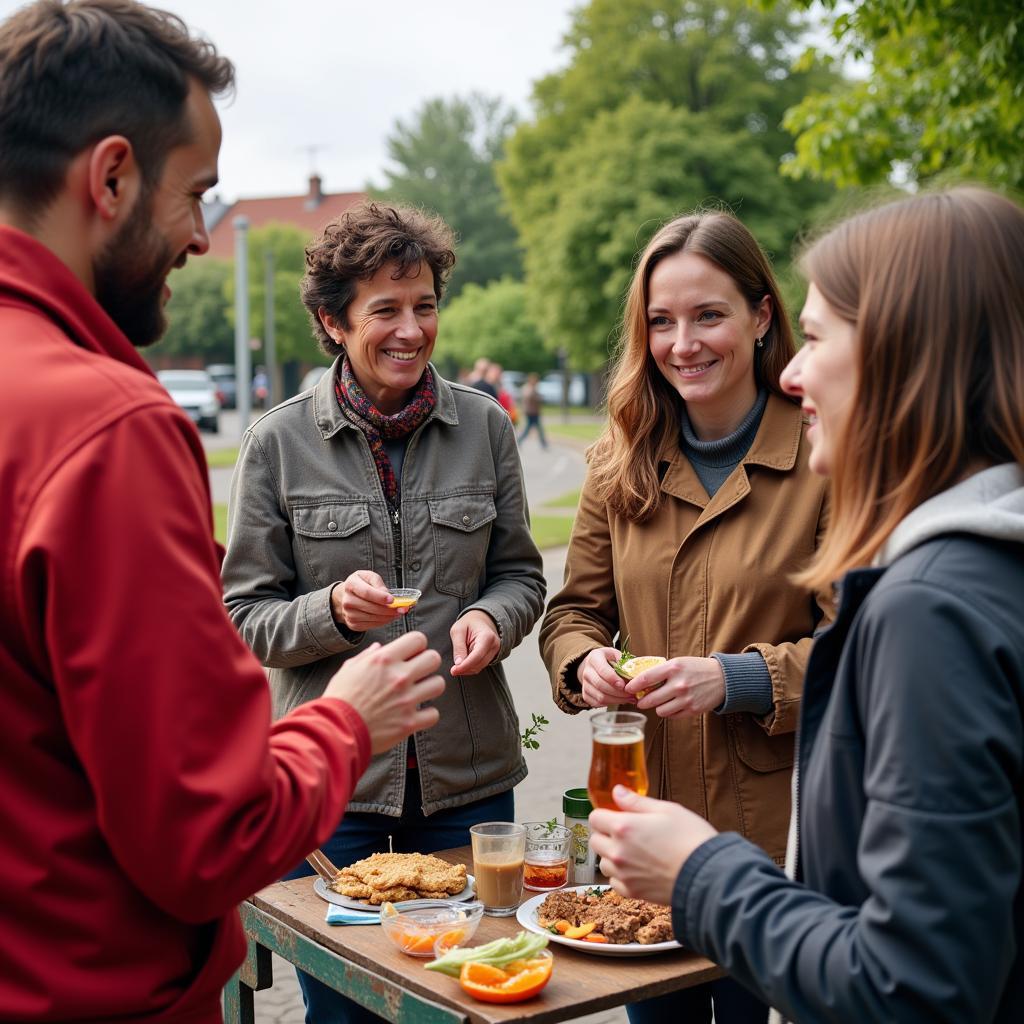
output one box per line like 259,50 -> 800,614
312,356 -> 460,440
659,392 -> 805,512
0,224 -> 154,379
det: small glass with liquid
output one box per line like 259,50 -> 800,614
522,822 -> 572,891
587,711 -> 648,810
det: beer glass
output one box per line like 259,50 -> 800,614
587,711 -> 648,810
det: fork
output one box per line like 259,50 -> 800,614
306,848 -> 342,887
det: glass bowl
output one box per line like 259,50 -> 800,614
387,587 -> 422,609
379,899 -> 483,957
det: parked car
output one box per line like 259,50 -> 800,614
299,366 -> 330,393
158,370 -> 221,433
535,371 -> 588,407
205,363 -> 237,409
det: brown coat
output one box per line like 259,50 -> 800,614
539,395 -> 830,862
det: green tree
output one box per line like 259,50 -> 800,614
780,0 -> 1024,189
225,222 -> 320,365
160,258 -> 234,361
522,97 -> 803,370
371,93 -> 522,296
500,0 -> 834,233
434,278 -> 555,373
499,0 -> 834,368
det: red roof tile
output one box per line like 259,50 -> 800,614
206,178 -> 366,259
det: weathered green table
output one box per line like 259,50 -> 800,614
222,847 -> 722,1024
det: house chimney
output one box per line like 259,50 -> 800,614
305,174 -> 324,210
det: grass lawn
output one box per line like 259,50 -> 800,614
206,446 -> 240,469
529,513 -> 576,550
213,503 -> 229,545
546,487 -> 581,509
545,419 -> 605,445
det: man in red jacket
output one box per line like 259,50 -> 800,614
0,2 -> 446,1021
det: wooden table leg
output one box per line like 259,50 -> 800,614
232,901 -> 467,1024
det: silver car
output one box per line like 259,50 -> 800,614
157,369 -> 221,433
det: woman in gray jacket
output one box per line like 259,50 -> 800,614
588,187 -> 1024,1024
222,202 -> 545,1023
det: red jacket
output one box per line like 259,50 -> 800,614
0,226 -> 371,1022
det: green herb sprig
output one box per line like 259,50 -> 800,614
520,712 -> 549,750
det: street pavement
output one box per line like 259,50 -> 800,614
203,413 -> 627,1023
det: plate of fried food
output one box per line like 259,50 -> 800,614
516,885 -> 681,957
313,852 -> 476,910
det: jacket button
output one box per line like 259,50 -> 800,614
462,515 -> 471,525
411,560 -> 421,571
327,521 -> 338,531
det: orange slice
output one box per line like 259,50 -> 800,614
459,954 -> 553,1004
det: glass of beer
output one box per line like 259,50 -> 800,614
587,711 -> 648,810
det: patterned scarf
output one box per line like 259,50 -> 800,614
334,355 -> 436,510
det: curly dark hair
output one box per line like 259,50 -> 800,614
301,202 -> 457,357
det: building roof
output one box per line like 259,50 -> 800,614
203,175 -> 366,259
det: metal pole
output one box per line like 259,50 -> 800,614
233,216 -> 251,438
264,248 -> 276,408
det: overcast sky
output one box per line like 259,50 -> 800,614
0,0 -> 581,202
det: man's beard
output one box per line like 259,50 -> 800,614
93,194 -> 176,349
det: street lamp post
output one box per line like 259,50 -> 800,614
233,215 -> 251,437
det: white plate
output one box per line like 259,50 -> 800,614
313,874 -> 476,911
516,885 -> 681,957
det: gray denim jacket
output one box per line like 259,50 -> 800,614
222,362 -> 545,815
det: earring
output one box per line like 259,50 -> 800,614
755,336 -> 764,349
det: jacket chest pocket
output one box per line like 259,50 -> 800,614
428,494 -> 497,599
292,502 -> 373,589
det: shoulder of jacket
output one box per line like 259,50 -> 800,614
246,390 -> 315,437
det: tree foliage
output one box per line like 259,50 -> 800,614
520,97 -> 803,370
780,0 -> 1024,189
434,278 -> 554,373
371,93 -> 522,297
160,258 -> 234,361
499,0 -> 834,368
225,222 -> 320,364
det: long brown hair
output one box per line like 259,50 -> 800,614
799,186 -> 1024,589
591,210 -> 796,522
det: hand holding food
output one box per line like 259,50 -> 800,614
322,632 -> 444,754
331,569 -> 403,631
614,653 -> 666,699
589,786 -> 718,905
624,656 -> 726,718
577,647 -> 631,707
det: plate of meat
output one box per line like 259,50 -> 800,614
516,885 -> 681,957
312,852 -> 476,911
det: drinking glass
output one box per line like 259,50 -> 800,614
522,822 -> 572,891
469,822 -> 525,916
587,711 -> 648,810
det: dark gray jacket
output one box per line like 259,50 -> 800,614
672,464 -> 1024,1022
221,362 -> 545,815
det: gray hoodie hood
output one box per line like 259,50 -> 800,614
875,462 -> 1024,567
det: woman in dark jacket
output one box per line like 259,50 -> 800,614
588,186 -> 1024,1024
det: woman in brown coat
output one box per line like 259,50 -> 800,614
539,211 -> 830,1024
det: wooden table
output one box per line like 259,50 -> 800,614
223,847 -> 722,1024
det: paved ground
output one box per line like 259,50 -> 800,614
203,414 -> 626,1023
